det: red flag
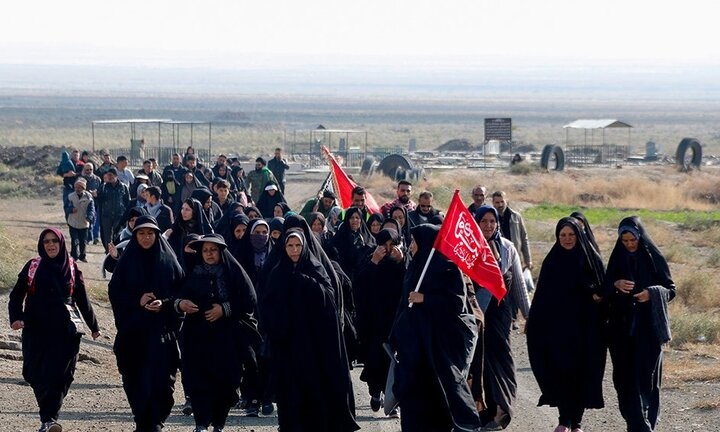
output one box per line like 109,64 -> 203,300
433,190 -> 507,300
322,146 -> 381,214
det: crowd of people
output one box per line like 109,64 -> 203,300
8,147 -> 675,432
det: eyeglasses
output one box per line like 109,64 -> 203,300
43,238 -> 60,244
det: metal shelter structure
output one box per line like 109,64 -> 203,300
287,125 -> 369,167
563,119 -> 632,165
91,119 -> 213,164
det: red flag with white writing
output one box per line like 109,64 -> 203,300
321,146 -> 381,214
433,190 -> 507,300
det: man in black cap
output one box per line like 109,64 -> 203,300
299,189 -> 337,220
96,167 -> 130,252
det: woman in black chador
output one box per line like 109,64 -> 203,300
474,205 -> 530,430
328,206 -> 375,278
527,217 -> 607,432
108,215 -> 185,432
261,231 -> 360,432
354,228 -> 406,415
604,216 -> 675,432
176,234 -> 258,432
391,224 -> 482,432
166,198 -> 213,271
9,228 -> 100,432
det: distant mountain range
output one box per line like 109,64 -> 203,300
1,62 -> 718,100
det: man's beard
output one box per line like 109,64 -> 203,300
255,167 -> 262,172
399,196 -> 409,204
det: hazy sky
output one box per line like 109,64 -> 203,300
1,0 -> 718,68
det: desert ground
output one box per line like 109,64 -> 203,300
1,165 -> 719,431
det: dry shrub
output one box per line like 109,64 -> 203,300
641,219 -> 676,248
694,225 -> 720,247
707,250 -> 720,268
669,303 -> 720,347
664,349 -> 720,383
663,243 -> 696,265
674,268 -> 720,309
385,165 -> 720,213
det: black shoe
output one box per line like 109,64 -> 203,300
370,394 -> 383,412
93,239 -> 99,245
245,400 -> 259,417
182,398 -> 193,416
261,402 -> 274,415
79,257 -> 88,263
39,422 -> 62,432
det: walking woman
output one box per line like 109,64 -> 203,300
177,234 -> 258,432
9,228 -> 100,432
329,207 -> 375,278
527,217 -> 607,432
474,205 -> 530,430
604,216 -> 675,432
109,215 -> 185,432
165,198 -> 212,271
391,224 -> 481,432
261,231 -> 360,432
354,228 -> 406,416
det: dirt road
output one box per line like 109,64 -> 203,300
1,192 -> 718,431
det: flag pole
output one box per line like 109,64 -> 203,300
408,248 -> 436,308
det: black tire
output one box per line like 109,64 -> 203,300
360,156 -> 375,176
540,145 -> 565,171
675,138 -> 702,169
377,154 -> 413,179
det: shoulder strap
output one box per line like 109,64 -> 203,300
27,256 -> 76,296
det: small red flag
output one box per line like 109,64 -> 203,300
433,190 -> 507,300
322,146 -> 381,214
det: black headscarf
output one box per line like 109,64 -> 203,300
604,216 -> 674,296
33,227 -> 74,296
109,215 -> 185,335
214,201 -> 244,240
570,211 -> 600,254
245,205 -> 263,220
366,213 -> 385,241
256,181 -> 287,218
388,205 -> 412,247
261,214 -> 345,321
474,205 -> 503,265
527,217 -> 607,409
268,217 -> 285,237
173,198 -> 212,236
330,207 -> 376,276
260,230 -> 359,432
227,213 -> 251,260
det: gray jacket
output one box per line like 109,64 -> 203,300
504,207 -> 532,268
66,191 -> 95,229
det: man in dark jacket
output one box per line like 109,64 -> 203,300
96,167 -> 130,252
267,148 -> 290,194
408,191 -> 443,227
137,160 -> 163,187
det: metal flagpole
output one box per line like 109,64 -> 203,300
408,248 -> 436,308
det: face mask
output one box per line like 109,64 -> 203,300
250,233 -> 268,250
